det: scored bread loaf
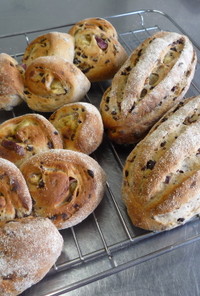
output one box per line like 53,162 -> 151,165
100,31 -> 197,144
122,95 -> 200,231
0,217 -> 63,296
0,113 -> 63,167
49,102 -> 104,154
68,17 -> 128,82
20,149 -> 106,229
0,53 -> 25,111
22,31 -> 75,67
23,56 -> 91,112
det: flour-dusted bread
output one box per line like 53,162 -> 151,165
23,56 -> 91,112
20,149 -> 106,229
68,17 -> 127,82
0,217 -> 63,296
0,113 -> 63,167
49,102 -> 104,154
0,53 -> 25,111
100,31 -> 197,144
122,95 -> 200,232
22,32 -> 75,67
0,158 -> 32,222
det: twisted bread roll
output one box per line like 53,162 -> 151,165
122,95 -> 200,231
20,149 -> 106,229
100,31 -> 197,144
49,102 -> 104,154
0,53 -> 25,111
23,56 -> 91,112
22,32 -> 75,67
68,17 -> 128,82
0,217 -> 63,296
0,113 -> 63,167
0,158 -> 32,222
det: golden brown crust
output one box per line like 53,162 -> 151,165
0,53 -> 25,111
20,149 -> 106,229
0,158 -> 32,222
23,56 -> 91,112
122,95 -> 200,231
0,217 -> 63,296
100,31 -> 197,144
49,102 -> 104,154
68,17 -> 128,82
22,32 -> 75,66
0,113 -> 63,167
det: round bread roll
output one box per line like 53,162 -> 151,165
0,113 -> 63,167
0,158 -> 32,222
22,31 -> 75,67
122,95 -> 200,231
0,217 -> 63,296
23,56 -> 91,112
49,102 -> 104,154
0,53 -> 25,111
100,31 -> 197,144
68,17 -> 128,82
20,149 -> 106,229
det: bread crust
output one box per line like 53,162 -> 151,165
0,113 -> 63,167
23,56 -> 91,112
68,17 -> 128,82
122,95 -> 200,231
0,217 -> 63,296
20,149 -> 106,229
0,53 -> 25,111
100,31 -> 197,144
49,102 -> 104,154
22,32 -> 75,66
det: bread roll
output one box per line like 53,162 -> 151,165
68,17 -> 128,82
49,102 -> 104,154
0,217 -> 63,296
0,158 -> 32,222
22,32 -> 75,67
20,149 -> 106,229
100,31 -> 197,144
23,56 -> 91,112
0,113 -> 63,167
122,95 -> 200,231
0,53 -> 25,111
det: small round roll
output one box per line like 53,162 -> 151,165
20,149 -> 106,229
0,217 -> 63,296
68,17 -> 128,82
23,56 -> 91,112
49,102 -> 104,154
0,53 -> 25,111
0,158 -> 32,222
22,32 -> 75,67
0,113 -> 63,167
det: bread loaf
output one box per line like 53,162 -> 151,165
49,102 -> 104,154
20,149 -> 106,229
68,17 -> 128,82
23,56 -> 91,112
0,53 -> 25,111
122,95 -> 200,231
100,31 -> 197,144
0,217 -> 63,296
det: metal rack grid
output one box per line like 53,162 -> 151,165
1,9 -> 200,296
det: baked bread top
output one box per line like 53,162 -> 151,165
22,32 -> 75,67
122,95 -> 200,231
100,31 -> 197,144
20,149 -> 106,229
0,113 -> 63,167
0,53 -> 25,111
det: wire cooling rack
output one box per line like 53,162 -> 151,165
1,9 -> 200,296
